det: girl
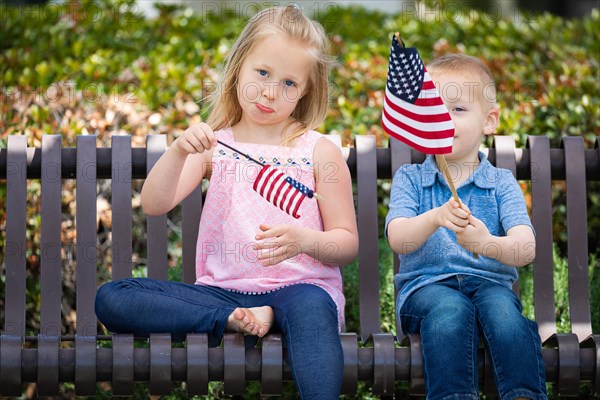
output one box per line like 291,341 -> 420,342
95,5 -> 358,399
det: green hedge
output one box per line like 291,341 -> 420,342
1,1 -> 599,398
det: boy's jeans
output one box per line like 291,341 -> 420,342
399,275 -> 547,400
95,279 -> 343,400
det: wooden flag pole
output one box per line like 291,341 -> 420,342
436,155 -> 479,259
436,155 -> 460,203
216,139 -> 323,201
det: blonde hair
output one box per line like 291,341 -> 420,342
428,53 -> 497,109
205,5 -> 333,146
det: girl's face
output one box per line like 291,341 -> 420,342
236,34 -> 312,130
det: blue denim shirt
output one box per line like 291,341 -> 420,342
385,152 -> 534,319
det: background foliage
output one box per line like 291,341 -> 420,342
0,0 -> 599,398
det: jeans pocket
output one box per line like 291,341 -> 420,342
399,312 -> 423,334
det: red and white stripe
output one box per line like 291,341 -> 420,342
382,70 -> 454,154
253,164 -> 306,219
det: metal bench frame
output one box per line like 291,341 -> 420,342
0,134 -> 598,396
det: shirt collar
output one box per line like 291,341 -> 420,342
421,151 -> 496,189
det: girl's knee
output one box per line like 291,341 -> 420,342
95,279 -> 135,313
95,281 -> 115,305
280,286 -> 338,326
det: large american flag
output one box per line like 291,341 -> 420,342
253,164 -> 314,219
381,35 -> 454,154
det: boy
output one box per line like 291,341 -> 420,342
386,54 -> 547,399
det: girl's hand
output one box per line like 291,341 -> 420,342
172,123 -> 217,155
435,198 -> 471,233
456,214 -> 492,253
253,224 -> 307,266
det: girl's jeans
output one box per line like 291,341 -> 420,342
95,278 -> 342,400
400,275 -> 547,400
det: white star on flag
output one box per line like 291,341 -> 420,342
381,35 -> 455,154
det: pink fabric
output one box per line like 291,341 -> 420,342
195,127 -> 345,330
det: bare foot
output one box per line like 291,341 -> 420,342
227,306 -> 274,337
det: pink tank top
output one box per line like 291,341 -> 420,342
195,127 -> 345,330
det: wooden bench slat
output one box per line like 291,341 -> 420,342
527,136 -> 557,343
146,135 -> 168,280
4,145 -> 600,181
149,333 -> 172,395
38,134 -> 62,395
74,135 -> 98,395
580,335 -> 600,394
111,136 -> 133,280
0,136 -> 27,395
407,333 -> 425,394
112,333 -> 135,395
0,335 -> 23,395
182,186 -> 202,284
39,134 -> 63,329
185,333 -> 209,395
588,134 -> 600,397
372,333 -> 395,395
3,135 -> 27,333
260,333 -> 283,395
389,139 -> 412,324
355,135 -> 381,340
223,333 -> 245,395
563,137 -> 592,342
492,137 -> 521,298
75,135 -> 98,330
492,136 -> 517,178
340,332 -> 358,394
551,334 -> 582,396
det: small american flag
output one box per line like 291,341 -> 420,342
253,164 -> 315,219
381,34 -> 454,154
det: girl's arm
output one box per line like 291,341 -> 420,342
307,137 -> 359,265
141,123 -> 216,215
254,138 -> 359,267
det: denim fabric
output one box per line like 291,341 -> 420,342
385,152 -> 535,327
95,279 -> 343,400
400,275 -> 547,400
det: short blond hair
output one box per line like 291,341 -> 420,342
206,5 -> 333,145
428,53 -> 497,108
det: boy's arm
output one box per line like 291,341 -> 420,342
459,168 -> 536,267
458,219 -> 535,267
387,210 -> 438,254
388,198 -> 471,254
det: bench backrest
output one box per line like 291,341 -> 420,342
0,133 -> 599,394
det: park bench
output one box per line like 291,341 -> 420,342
0,133 -> 598,397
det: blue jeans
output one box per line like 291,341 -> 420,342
95,279 -> 343,400
399,275 -> 547,400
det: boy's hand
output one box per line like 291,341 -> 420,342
435,198 -> 471,233
456,215 -> 492,253
253,224 -> 307,266
172,123 -> 217,155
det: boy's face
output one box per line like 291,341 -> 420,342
430,70 -> 499,163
